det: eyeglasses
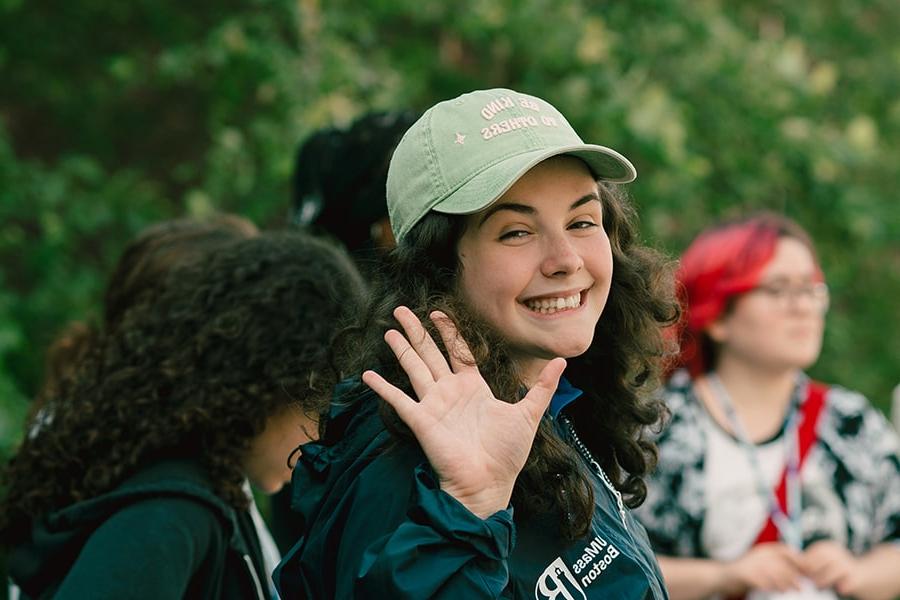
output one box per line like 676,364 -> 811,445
746,281 -> 830,312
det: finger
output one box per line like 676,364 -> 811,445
824,561 -> 853,589
771,573 -> 793,592
383,329 -> 437,401
521,358 -> 567,422
361,370 -> 421,428
812,567 -> 843,590
801,547 -> 835,585
430,311 -> 476,372
802,556 -> 829,585
393,306 -> 452,380
760,551 -> 799,592
773,563 -> 802,592
835,572 -> 859,596
776,545 -> 805,569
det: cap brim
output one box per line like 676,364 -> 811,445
431,144 -> 637,216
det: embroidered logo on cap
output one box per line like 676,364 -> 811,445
478,94 -> 563,141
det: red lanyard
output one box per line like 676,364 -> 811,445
753,380 -> 828,546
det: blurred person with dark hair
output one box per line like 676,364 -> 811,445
8,215 -> 260,600
635,213 -> 900,600
1,230 -> 366,599
32,215 -> 259,417
268,110 -> 417,553
291,111 -> 418,259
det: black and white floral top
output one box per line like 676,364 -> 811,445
635,370 -> 900,561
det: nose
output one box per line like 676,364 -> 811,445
787,291 -> 823,316
787,283 -> 829,315
540,233 -> 583,277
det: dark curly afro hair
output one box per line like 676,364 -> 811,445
0,230 -> 366,545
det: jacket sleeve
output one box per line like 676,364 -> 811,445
54,496 -> 221,599
350,465 -> 515,598
291,448 -> 517,600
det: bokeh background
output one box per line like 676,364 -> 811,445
2,0 -> 899,466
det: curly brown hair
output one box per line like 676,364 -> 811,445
0,230 -> 366,546
33,215 -> 259,412
338,182 -> 679,540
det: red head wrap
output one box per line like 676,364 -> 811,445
673,213 -> 821,375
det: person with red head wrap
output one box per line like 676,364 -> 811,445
635,213 -> 900,600
675,216 -> 823,378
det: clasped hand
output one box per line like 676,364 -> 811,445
725,540 -> 860,596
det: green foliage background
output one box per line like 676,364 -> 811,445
2,0 -> 899,463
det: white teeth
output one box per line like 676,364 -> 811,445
525,293 -> 581,314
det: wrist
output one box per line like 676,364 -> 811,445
440,483 -> 513,519
716,559 -> 746,596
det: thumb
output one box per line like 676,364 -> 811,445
521,358 -> 567,421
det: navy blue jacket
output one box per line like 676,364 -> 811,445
276,381 -> 668,599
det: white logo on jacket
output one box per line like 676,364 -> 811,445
535,535 -> 620,599
535,558 -> 586,600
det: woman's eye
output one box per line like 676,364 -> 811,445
499,229 -> 531,241
569,220 -> 598,230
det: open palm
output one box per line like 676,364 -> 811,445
362,306 -> 566,518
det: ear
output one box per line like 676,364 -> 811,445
706,317 -> 730,344
371,217 -> 397,251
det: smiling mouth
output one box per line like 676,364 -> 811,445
522,291 -> 585,315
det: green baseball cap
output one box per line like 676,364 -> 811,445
386,88 -> 637,243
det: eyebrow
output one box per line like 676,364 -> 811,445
477,192 -> 600,227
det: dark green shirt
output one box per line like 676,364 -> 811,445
9,460 -> 270,600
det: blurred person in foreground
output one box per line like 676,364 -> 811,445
0,228 -> 366,599
5,215 -> 260,600
30,215 -> 259,422
635,213 -> 900,600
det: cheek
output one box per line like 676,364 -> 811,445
584,236 -> 614,285
460,269 -> 502,327
460,251 -> 524,312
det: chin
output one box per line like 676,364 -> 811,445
566,333 -> 596,356
796,354 -> 821,370
793,345 -> 823,368
543,339 -> 594,360
251,479 -> 282,495
770,352 -> 819,371
266,483 -> 287,496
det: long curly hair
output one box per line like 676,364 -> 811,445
0,230 -> 366,546
337,182 -> 679,540
33,215 -> 259,413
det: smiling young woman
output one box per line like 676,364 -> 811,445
274,88 -> 681,600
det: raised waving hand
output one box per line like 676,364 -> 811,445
362,306 -> 566,519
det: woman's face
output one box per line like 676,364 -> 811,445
709,236 -> 826,373
456,156 -> 613,381
241,404 -> 318,494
